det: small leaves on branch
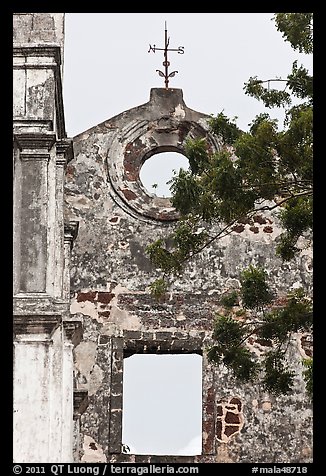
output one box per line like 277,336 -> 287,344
244,77 -> 292,108
276,196 -> 312,260
302,358 -> 313,398
208,112 -> 242,145
262,350 -> 295,395
274,13 -> 313,54
146,13 -> 313,396
149,278 -> 168,301
148,101 -> 312,270
240,266 -> 274,310
220,291 -> 239,308
207,269 -> 312,395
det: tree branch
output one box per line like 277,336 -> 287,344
172,189 -> 312,267
258,190 -> 312,211
257,78 -> 313,85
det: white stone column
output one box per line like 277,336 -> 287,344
13,14 -> 87,463
61,339 -> 74,462
51,140 -> 74,298
13,316 -> 61,462
61,320 -> 83,462
62,223 -> 83,461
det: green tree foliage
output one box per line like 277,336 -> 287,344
146,13 -> 313,395
207,268 -> 312,395
274,13 -> 313,54
302,358 -> 313,398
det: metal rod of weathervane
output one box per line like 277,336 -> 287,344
148,22 -> 185,89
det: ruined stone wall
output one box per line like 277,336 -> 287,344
65,88 -> 313,463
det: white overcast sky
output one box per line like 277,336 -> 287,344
63,12 -> 313,137
123,354 -> 202,455
62,13 -> 313,455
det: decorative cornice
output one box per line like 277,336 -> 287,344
13,314 -> 61,336
13,295 -> 69,317
64,221 -> 79,249
13,119 -> 54,133
54,59 -> 66,139
73,390 -> 89,419
14,132 -> 56,151
56,138 -> 74,165
13,45 -> 62,66
13,45 -> 66,140
63,319 -> 83,347
20,153 -> 50,162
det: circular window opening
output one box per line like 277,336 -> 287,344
140,152 -> 190,198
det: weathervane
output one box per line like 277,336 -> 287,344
148,22 -> 184,89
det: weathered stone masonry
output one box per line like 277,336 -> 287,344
65,87 -> 313,463
13,12 -> 313,464
13,13 -> 87,463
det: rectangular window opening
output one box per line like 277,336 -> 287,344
122,353 -> 202,456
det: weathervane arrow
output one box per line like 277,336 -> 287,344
148,21 -> 184,89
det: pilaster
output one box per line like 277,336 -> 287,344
13,13 -> 84,463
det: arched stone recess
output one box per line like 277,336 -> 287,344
105,88 -> 220,222
107,120 -> 218,222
